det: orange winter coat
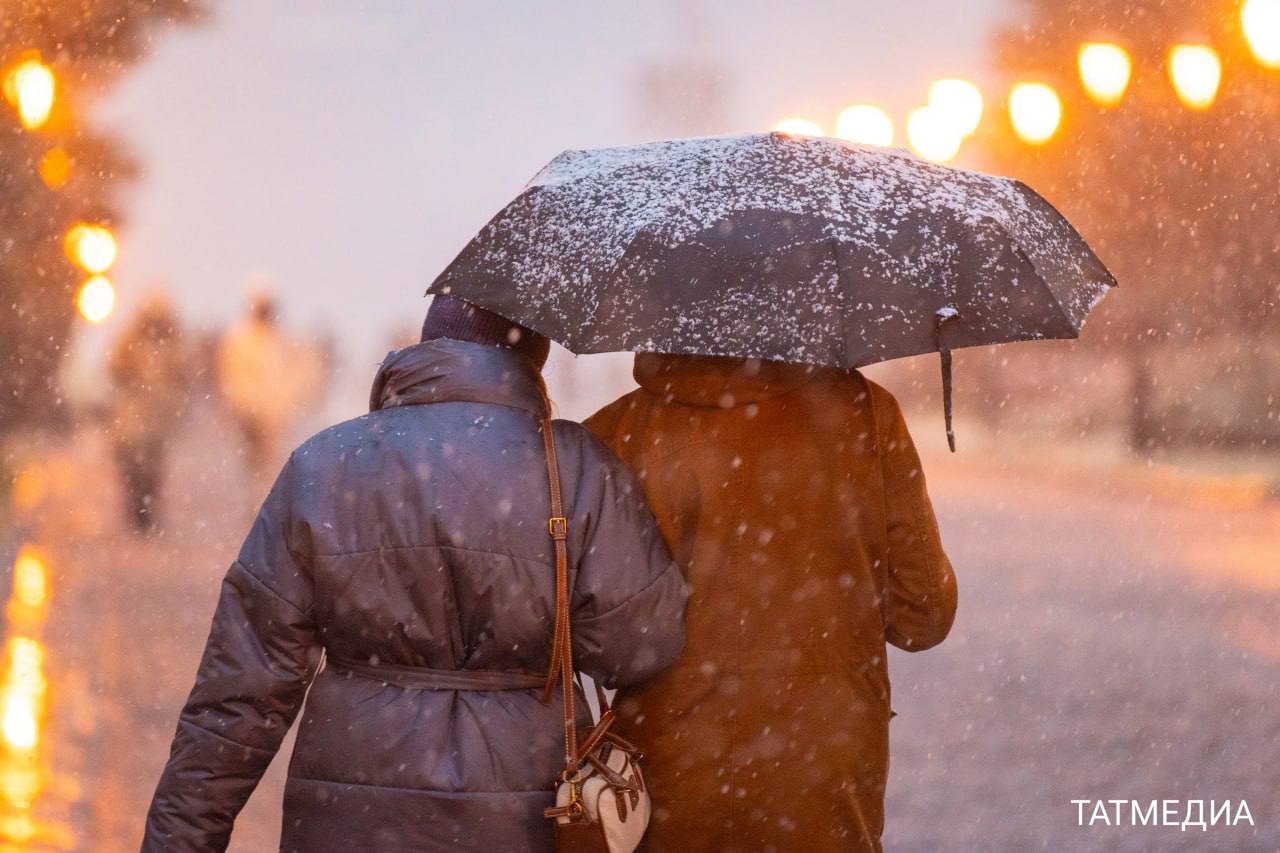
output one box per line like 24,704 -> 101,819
586,354 -> 957,852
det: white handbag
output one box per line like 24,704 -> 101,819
551,692 -> 650,852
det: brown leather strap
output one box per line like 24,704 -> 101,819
575,709 -> 617,759
540,417 -> 579,770
594,679 -> 612,716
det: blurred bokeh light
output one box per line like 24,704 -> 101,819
36,147 -> 71,189
10,552 -> 47,614
2,57 -> 55,131
0,638 -> 46,753
1243,0 -> 1280,67
927,78 -> 984,137
1078,42 -> 1132,106
1168,44 -> 1222,110
76,276 -> 116,324
834,104 -> 894,146
64,224 -> 118,275
1008,81 -> 1062,144
906,106 -> 963,162
772,117 -> 825,137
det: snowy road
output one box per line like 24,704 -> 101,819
9,412 -> 1278,850
886,452 -> 1279,851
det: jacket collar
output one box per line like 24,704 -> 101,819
370,339 -> 548,417
633,352 -> 824,408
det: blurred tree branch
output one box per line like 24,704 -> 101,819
982,0 -> 1280,448
1,0 -> 207,442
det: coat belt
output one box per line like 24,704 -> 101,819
328,658 -> 546,691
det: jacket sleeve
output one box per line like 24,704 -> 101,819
871,383 -> 958,652
143,455 -> 321,852
561,423 -> 689,689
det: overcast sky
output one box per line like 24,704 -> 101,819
84,0 -> 1009,411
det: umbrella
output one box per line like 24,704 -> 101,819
428,133 -> 1117,450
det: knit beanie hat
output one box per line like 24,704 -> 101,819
420,295 -> 550,370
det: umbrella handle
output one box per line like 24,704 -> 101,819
936,307 -> 958,453
940,347 -> 955,452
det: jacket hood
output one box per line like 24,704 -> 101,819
370,338 -> 547,416
633,352 -> 825,408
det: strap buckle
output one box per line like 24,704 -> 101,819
547,516 -> 569,540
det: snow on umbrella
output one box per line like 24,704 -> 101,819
428,132 -> 1117,449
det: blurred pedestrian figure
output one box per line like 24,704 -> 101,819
107,296 -> 187,534
217,291 -> 307,475
587,355 -> 958,852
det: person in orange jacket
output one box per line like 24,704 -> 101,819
587,353 -> 958,852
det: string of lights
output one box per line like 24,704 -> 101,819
3,52 -> 119,325
774,0 -> 1279,162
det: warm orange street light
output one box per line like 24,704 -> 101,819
927,78 -> 984,137
0,544 -> 53,844
1078,43 -> 1132,106
37,147 -> 71,190
1009,82 -> 1062,144
64,224 -> 117,274
772,117 -> 825,137
1242,0 -> 1280,68
76,276 -> 116,323
2,57 -> 55,131
9,466 -> 45,513
6,546 -> 49,635
1168,44 -> 1222,110
834,104 -> 894,146
0,637 -> 46,753
10,550 -> 47,613
906,106 -> 963,163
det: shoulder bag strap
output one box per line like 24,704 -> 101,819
540,418 -> 579,772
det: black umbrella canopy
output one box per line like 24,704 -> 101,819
429,133 -> 1117,448
430,132 -> 1115,368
